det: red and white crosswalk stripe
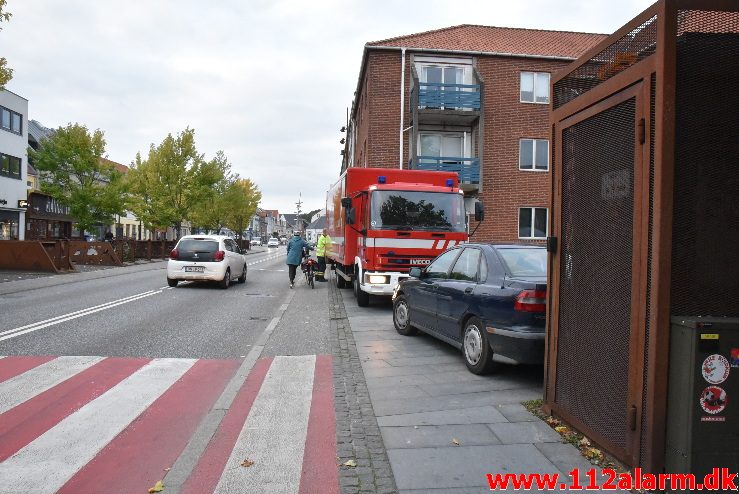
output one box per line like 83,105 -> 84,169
0,355 -> 338,494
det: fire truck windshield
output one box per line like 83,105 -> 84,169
369,191 -> 466,232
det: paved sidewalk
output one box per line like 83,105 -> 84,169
337,288 -> 601,493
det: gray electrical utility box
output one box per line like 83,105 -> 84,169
665,316 -> 739,491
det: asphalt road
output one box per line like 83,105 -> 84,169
0,247 -> 329,359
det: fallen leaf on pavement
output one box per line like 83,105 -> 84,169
545,417 -> 560,426
343,459 -> 357,467
554,426 -> 569,434
452,438 -> 460,446
148,480 -> 164,493
240,459 -> 255,467
579,437 -> 591,447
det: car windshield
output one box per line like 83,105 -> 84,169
370,190 -> 466,231
177,239 -> 219,252
497,248 -> 547,277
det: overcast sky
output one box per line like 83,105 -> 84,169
2,0 -> 654,215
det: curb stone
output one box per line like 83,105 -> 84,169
329,279 -> 399,494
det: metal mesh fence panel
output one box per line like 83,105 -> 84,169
556,98 -> 636,451
554,16 -> 657,109
671,10 -> 739,317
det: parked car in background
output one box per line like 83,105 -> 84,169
167,235 -> 247,289
267,237 -> 280,248
392,244 -> 547,375
250,239 -> 262,246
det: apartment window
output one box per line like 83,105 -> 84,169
0,153 -> 22,180
519,207 -> 548,239
0,106 -> 23,135
519,139 -> 549,171
419,133 -> 464,163
520,72 -> 550,104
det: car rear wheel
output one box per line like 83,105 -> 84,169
393,295 -> 418,336
167,278 -> 178,288
238,265 -> 247,283
463,317 -> 498,375
220,268 -> 230,289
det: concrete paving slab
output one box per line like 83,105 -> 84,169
381,424 -> 500,449
495,403 -> 540,422
361,384 -> 431,400
388,444 -> 562,491
359,359 -> 393,369
365,374 -> 435,388
487,421 -> 563,444
377,405 -> 509,427
384,355 -> 463,367
362,363 -> 462,379
372,387 -> 541,416
419,379 -> 539,397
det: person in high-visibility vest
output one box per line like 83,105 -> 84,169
315,229 -> 331,282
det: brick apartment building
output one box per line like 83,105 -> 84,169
341,25 -> 606,242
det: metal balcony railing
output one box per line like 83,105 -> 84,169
413,156 -> 480,184
415,83 -> 481,110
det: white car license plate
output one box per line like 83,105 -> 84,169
185,266 -> 204,273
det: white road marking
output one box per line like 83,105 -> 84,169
0,358 -> 196,494
214,355 -> 316,494
0,291 -> 160,343
0,356 -> 104,414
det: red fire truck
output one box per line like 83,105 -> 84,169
326,167 -> 482,306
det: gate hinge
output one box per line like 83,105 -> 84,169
638,118 -> 646,145
628,405 -> 637,431
546,236 -> 558,254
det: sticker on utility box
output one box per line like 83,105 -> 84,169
731,348 -> 739,368
700,386 -> 727,415
701,416 -> 726,422
702,354 -> 730,384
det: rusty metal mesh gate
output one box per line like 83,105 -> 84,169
556,100 -> 637,453
546,0 -> 739,473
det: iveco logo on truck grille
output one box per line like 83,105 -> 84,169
412,259 -> 432,264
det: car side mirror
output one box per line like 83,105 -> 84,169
409,267 -> 422,278
341,197 -> 352,208
474,201 -> 485,222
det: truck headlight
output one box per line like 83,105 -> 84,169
368,275 -> 388,284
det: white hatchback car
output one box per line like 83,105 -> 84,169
167,235 -> 247,288
267,237 -> 280,248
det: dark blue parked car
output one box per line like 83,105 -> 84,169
391,244 -> 547,375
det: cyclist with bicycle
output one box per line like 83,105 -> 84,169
286,231 -> 312,288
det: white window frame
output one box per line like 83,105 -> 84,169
518,207 -> 548,239
519,72 -> 551,104
519,138 -> 550,172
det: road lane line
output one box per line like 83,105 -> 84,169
0,356 -> 104,415
58,359 -> 240,494
0,291 -> 160,342
0,358 -> 195,494
299,355 -> 339,494
0,290 -> 157,337
0,356 -> 56,384
214,355 -> 316,493
0,357 -> 151,462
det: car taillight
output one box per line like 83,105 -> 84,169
169,248 -> 179,260
514,290 -> 547,313
214,250 -> 225,261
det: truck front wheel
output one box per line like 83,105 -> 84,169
354,270 -> 370,307
336,269 -> 349,289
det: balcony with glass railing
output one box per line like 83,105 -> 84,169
410,66 -> 483,126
